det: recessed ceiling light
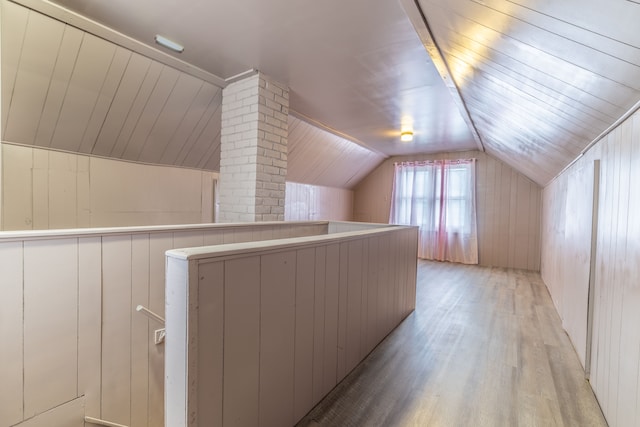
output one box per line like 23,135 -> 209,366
154,35 -> 184,53
400,131 -> 414,142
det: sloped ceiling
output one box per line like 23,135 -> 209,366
411,0 -> 640,184
0,0 -> 388,189
4,0 -> 640,187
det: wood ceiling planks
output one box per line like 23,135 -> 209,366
419,0 -> 640,184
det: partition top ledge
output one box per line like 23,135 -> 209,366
166,224 -> 417,261
0,221 -> 329,242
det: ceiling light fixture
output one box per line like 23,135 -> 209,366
400,131 -> 414,142
154,35 -> 184,53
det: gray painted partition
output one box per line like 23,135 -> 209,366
165,224 -> 419,427
0,221 -> 327,427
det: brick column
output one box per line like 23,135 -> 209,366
218,73 -> 289,222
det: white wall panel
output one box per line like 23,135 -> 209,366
542,109 -> 640,427
160,83 -> 220,165
101,235 -> 132,425
31,149 -> 49,229
124,65 -> 180,160
175,92 -> 220,167
345,240 -> 363,374
0,222 -> 336,426
182,100 -> 221,169
0,241 -> 24,426
285,181 -> 354,221
165,224 -> 418,426
34,25 -> 83,148
322,243 -> 340,394
110,61 -> 163,158
3,10 -> 64,145
138,73 -> 203,164
78,47 -> 131,154
91,53 -> 151,156
197,261 -> 224,427
77,237 -> 102,419
23,239 -> 78,417
287,116 -> 385,189
294,248 -> 315,421
224,256 -> 261,427
260,251 -> 296,427
1,0 -> 29,136
2,144 -> 33,230
311,246 -> 327,404
131,234 -> 151,426
148,232 -> 172,427
51,34 -> 116,153
1,143 -> 217,231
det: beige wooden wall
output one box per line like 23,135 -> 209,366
0,222 -> 328,427
541,110 -> 640,427
166,226 -> 418,427
285,181 -> 354,221
0,143 -> 216,231
354,150 -> 542,270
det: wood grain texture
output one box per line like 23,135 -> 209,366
224,256 -> 261,427
0,242 -> 24,426
0,222 -> 340,426
297,261 -> 607,427
285,181 -> 354,221
354,150 -> 541,270
23,239 -> 78,418
1,4 -> 223,171
542,108 -> 640,427
287,115 -> 385,189
260,251 -> 297,427
0,143 -> 217,231
165,224 -> 418,426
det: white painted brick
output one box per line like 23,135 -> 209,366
263,165 -> 280,175
273,159 -> 287,169
273,143 -> 287,153
264,81 -> 283,97
265,116 -> 281,127
273,127 -> 287,138
220,72 -> 288,223
265,133 -> 281,144
274,95 -> 288,106
264,150 -> 280,159
265,99 -> 282,111
273,111 -> 288,124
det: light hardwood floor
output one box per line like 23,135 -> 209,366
296,260 -> 607,427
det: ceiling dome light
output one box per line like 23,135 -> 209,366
400,131 -> 414,142
154,35 -> 184,53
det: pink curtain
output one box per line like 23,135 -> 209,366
389,159 -> 478,264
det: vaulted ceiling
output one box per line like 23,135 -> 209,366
4,0 -> 640,187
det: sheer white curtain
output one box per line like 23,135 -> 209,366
389,159 -> 478,264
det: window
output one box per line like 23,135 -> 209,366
389,159 -> 478,264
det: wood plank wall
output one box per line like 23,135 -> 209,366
0,222 -> 328,427
1,1 -> 223,172
165,226 -> 419,427
0,143 -> 216,231
541,110 -> 640,427
354,150 -> 541,270
285,181 -> 354,221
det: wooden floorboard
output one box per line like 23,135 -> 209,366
296,260 -> 607,427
